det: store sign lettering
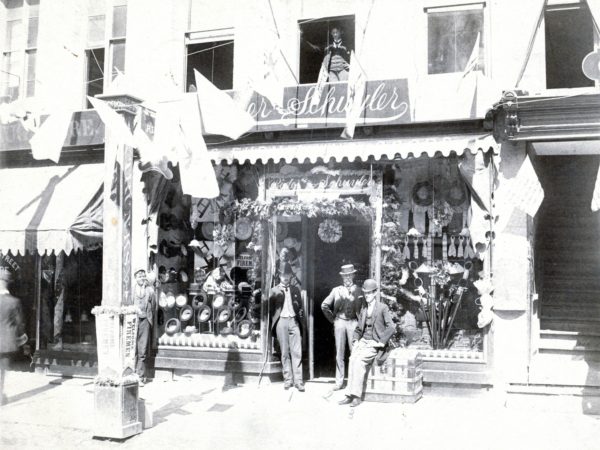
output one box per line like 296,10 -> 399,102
244,78 -> 411,130
0,110 -> 104,151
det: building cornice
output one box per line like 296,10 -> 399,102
488,90 -> 600,142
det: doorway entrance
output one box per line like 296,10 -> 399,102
308,218 -> 371,380
532,155 -> 600,386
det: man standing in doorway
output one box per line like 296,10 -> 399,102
270,263 -> 305,392
134,269 -> 155,386
321,264 -> 364,390
339,279 -> 395,407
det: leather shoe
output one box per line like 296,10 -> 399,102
284,382 -> 292,390
295,383 -> 305,392
333,385 -> 344,391
338,396 -> 354,405
350,398 -> 362,407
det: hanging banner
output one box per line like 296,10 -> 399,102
504,154 -> 545,218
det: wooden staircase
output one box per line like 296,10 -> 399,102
532,155 -> 600,386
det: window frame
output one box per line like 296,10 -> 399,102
424,2 -> 488,76
1,0 -> 39,103
185,28 -> 234,92
297,14 -> 355,85
543,1 -> 599,91
83,0 -> 128,108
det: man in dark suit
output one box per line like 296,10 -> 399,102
134,269 -> 155,386
0,266 -> 25,406
339,279 -> 395,407
270,263 -> 305,391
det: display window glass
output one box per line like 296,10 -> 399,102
380,156 -> 488,352
157,164 -> 262,348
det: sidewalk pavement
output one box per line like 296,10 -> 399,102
0,370 -> 599,450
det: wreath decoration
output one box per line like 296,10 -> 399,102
318,219 -> 343,243
412,181 -> 436,207
444,180 -> 468,207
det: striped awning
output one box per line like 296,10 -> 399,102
208,133 -> 498,164
0,164 -> 103,255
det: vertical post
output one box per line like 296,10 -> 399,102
92,93 -> 143,439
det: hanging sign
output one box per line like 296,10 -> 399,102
243,78 -> 411,132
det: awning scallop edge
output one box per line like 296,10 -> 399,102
208,133 -> 498,165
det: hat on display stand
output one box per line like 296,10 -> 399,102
179,305 -> 194,323
235,320 -> 253,339
197,304 -> 212,323
191,292 -> 207,310
165,318 -> 181,336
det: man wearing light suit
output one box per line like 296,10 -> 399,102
339,279 -> 395,407
270,263 -> 305,392
321,264 -> 365,390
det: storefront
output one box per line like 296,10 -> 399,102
0,111 -> 105,376
152,79 -> 499,385
489,90 -> 600,396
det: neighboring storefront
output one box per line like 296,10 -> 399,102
489,91 -> 600,398
0,111 -> 105,376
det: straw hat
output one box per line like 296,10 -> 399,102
339,264 -> 357,276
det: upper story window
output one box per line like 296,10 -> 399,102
186,30 -> 234,92
84,0 -> 127,107
299,15 -> 354,84
545,2 -> 595,89
1,0 -> 39,104
427,4 -> 484,74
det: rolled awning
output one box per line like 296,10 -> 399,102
0,164 -> 103,255
208,132 -> 498,164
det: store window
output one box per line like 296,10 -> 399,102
298,15 -> 354,84
185,31 -> 234,91
84,0 -> 127,108
1,0 -> 39,103
1,249 -> 103,353
380,156 -> 486,352
427,4 -> 484,75
156,164 -> 261,347
545,3 -> 595,89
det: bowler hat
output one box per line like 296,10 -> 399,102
339,264 -> 357,275
165,318 -> 181,336
280,262 -> 293,276
134,268 -> 146,277
197,304 -> 212,322
179,305 -> 194,322
362,279 -> 378,293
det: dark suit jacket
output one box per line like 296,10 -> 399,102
0,292 -> 25,354
269,284 -> 304,331
135,286 -> 155,325
353,300 -> 396,362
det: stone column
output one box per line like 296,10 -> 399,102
92,93 -> 143,439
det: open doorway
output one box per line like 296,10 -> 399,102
309,217 -> 370,380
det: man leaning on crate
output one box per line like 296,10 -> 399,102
338,278 -> 395,407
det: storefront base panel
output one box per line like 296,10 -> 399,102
506,385 -> 600,415
155,346 -> 282,384
423,360 -> 492,385
34,349 -> 98,378
364,390 -> 423,403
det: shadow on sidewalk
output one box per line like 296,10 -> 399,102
3,378 -> 64,406
152,387 -> 216,425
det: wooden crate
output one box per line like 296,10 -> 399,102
364,348 -> 424,403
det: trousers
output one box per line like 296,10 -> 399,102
334,318 -> 357,388
275,317 -> 303,385
136,318 -> 151,378
346,339 -> 378,398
